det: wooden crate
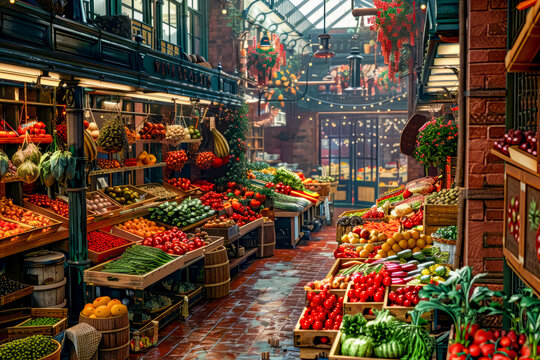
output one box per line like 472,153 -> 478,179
162,181 -> 201,199
423,204 -> 458,236
87,233 -> 135,264
130,320 -> 159,353
325,258 -> 370,278
336,209 -> 366,242
257,221 -> 275,258
294,307 -> 338,349
343,283 -> 387,316
98,185 -> 158,210
23,200 -> 95,226
238,217 -> 264,236
0,218 -> 34,247
383,285 -> 432,325
200,225 -> 240,244
86,191 -> 123,219
137,183 -> 178,200
329,331 -> 396,360
0,203 -> 63,241
110,226 -> 145,244
304,289 -> 347,306
7,308 -> 68,339
84,255 -> 186,290
0,286 -> 33,306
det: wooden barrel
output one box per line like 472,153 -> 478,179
257,222 -> 276,258
204,246 -> 230,299
24,251 -> 66,307
79,313 -> 129,360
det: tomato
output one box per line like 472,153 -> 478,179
396,295 -> 404,305
373,292 -> 384,302
337,296 -> 344,304
323,299 -> 334,310
474,329 -> 493,345
307,292 -> 315,302
300,320 -> 310,329
468,344 -> 481,357
324,319 -> 334,329
519,333 -> 527,346
383,277 -> 392,286
389,292 -> 397,302
449,343 -> 465,355
335,315 -> 343,324
500,336 -> 512,348
312,295 -> 322,306
480,343 -> 495,356
312,321 -> 323,330
403,299 -> 412,307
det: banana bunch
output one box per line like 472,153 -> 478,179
84,129 -> 97,162
212,128 -> 230,158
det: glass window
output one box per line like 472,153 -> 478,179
122,0 -> 144,22
93,0 -> 106,15
162,0 -> 179,45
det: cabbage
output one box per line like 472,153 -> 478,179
17,161 -> 40,184
12,143 -> 41,167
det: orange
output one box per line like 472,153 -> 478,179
425,236 -> 433,245
110,304 -> 127,316
93,296 -> 111,308
411,230 -> 420,239
392,244 -> 401,253
381,243 -> 391,252
416,238 -> 426,248
398,239 -> 408,249
82,307 -> 95,317
94,305 -> 111,318
107,299 -> 122,309
407,238 -> 416,249
402,231 -> 411,240
89,314 -> 97,319
413,247 -> 422,253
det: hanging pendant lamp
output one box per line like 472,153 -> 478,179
345,47 -> 364,91
314,0 -> 335,61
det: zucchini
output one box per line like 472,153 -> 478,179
274,200 -> 304,212
408,269 -> 423,277
412,251 -> 426,261
407,259 -> 419,266
386,255 -> 399,261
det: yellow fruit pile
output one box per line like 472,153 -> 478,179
82,296 -> 128,319
355,229 -> 433,259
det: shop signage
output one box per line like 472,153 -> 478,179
153,60 -> 211,88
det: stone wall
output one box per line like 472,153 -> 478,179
465,0 -> 507,277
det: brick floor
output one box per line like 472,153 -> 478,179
132,214 -> 343,360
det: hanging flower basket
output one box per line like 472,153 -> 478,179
370,0 -> 416,81
413,116 -> 459,170
247,47 -> 279,85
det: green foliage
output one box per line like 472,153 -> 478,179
413,116 -> 459,170
215,103 -> 250,187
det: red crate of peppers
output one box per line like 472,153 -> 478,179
87,231 -> 134,264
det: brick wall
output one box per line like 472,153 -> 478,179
207,1 -> 237,72
264,111 -> 319,172
465,0 -> 507,276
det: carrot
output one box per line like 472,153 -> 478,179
517,0 -> 537,10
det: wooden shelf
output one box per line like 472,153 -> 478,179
506,1 -> 540,72
490,149 -> 539,176
0,136 -> 52,144
129,139 -> 202,145
0,201 -> 162,258
229,247 -> 258,269
90,162 -> 166,176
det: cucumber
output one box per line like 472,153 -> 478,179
406,259 -> 419,266
418,261 -> 436,269
412,251 -> 426,261
424,256 -> 435,262
386,255 -> 399,261
408,269 -> 423,276
397,249 -> 413,259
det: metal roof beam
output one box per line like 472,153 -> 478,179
309,0 -> 348,28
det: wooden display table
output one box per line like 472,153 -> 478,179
275,205 -> 311,247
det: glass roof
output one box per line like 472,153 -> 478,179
288,0 -> 374,31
